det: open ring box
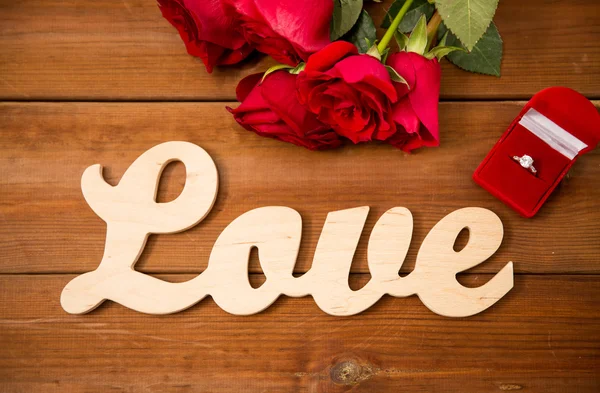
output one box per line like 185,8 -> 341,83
473,87 -> 600,218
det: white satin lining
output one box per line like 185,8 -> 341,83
518,108 -> 587,160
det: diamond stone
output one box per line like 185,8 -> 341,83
519,155 -> 534,168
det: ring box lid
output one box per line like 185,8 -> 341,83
523,87 -> 600,153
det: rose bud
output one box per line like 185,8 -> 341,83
386,51 -> 441,152
228,72 -> 342,150
296,41 -> 398,144
224,0 -> 333,66
158,0 -> 253,73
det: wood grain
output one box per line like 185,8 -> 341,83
1,274 -> 599,392
1,0 -> 599,391
1,102 -> 598,275
1,0 -> 599,101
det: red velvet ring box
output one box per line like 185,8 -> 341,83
473,87 -> 600,218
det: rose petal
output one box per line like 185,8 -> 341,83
183,0 -> 247,49
217,44 -> 255,66
307,83 -> 334,113
392,98 -> 420,135
231,70 -> 341,151
235,73 -> 263,102
159,0 -> 252,72
373,112 -> 397,141
261,71 -> 328,135
332,55 -> 397,101
237,109 -> 281,125
408,54 -> 441,145
227,0 -> 333,65
388,130 -> 422,153
386,52 -> 416,96
387,52 -> 417,85
253,0 -> 333,56
305,41 -> 358,72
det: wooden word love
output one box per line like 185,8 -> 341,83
61,142 -> 514,317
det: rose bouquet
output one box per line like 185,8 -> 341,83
159,0 -> 503,151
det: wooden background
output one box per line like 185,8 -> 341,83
1,0 -> 599,391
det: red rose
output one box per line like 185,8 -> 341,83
228,72 -> 342,150
158,0 -> 252,73
386,52 -> 441,152
224,0 -> 333,66
296,42 -> 398,144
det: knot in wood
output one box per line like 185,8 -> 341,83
330,360 -> 374,385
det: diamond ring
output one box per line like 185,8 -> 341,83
513,154 -> 537,175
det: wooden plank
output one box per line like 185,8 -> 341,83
0,274 -> 598,392
1,102 -> 599,275
1,0 -> 599,100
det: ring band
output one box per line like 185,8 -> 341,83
513,154 -> 537,175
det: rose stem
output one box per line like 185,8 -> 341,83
426,11 -> 442,50
377,0 -> 415,54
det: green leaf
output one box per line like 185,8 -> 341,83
330,0 -> 364,41
341,10 -> 377,53
385,65 -> 410,87
381,0 -> 435,33
261,64 -> 293,82
386,67 -> 405,84
406,15 -> 428,55
425,45 -> 465,60
435,0 -> 498,51
366,44 -> 381,60
289,62 -> 306,74
381,47 -> 391,63
394,31 -> 409,50
433,31 -> 466,60
438,29 -> 448,46
441,22 -> 503,76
